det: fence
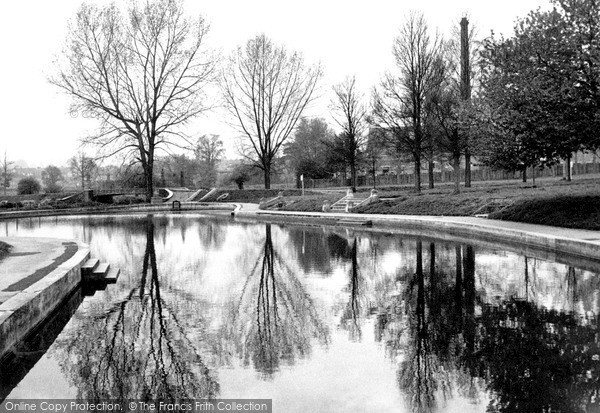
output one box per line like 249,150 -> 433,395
304,163 -> 600,189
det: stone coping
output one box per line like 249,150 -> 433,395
234,208 -> 600,263
0,238 -> 89,358
0,202 -> 236,221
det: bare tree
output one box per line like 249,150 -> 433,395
70,152 -> 97,190
42,165 -> 63,193
0,151 -> 13,195
222,34 -> 321,189
330,76 -> 367,191
371,12 -> 445,192
51,0 -> 217,201
194,134 -> 224,187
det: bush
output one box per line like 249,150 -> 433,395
0,201 -> 22,209
17,177 -> 41,195
227,164 -> 257,190
44,183 -> 62,193
113,195 -> 146,205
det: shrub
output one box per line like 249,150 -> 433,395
113,195 -> 146,205
17,177 -> 41,195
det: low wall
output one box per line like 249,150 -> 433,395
0,203 -> 236,221
0,242 -> 89,358
245,210 -> 600,262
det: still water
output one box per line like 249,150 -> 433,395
1,214 -> 600,412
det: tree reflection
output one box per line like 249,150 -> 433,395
57,216 -> 219,400
464,300 -> 600,413
396,241 -> 438,412
372,241 -> 483,412
224,224 -> 329,379
197,219 -> 226,251
287,229 -> 335,274
340,238 -> 362,341
375,239 -> 600,412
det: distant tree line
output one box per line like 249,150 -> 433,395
48,0 -> 599,199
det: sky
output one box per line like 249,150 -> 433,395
0,0 -> 550,167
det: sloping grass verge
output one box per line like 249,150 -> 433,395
354,194 -> 491,216
279,196 -> 333,212
488,195 -> 600,230
202,189 -> 320,203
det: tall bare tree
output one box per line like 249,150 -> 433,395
42,165 -> 63,193
51,0 -> 217,201
194,134 -> 224,186
0,151 -> 13,195
222,34 -> 321,189
70,152 -> 97,190
371,12 -> 444,192
330,76 -> 367,191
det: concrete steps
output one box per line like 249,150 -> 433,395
331,196 -> 370,213
81,258 -> 120,284
81,258 -> 99,276
104,268 -> 120,284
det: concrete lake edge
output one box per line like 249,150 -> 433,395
0,239 -> 89,358
234,207 -> 600,263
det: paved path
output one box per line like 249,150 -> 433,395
235,207 -> 600,259
0,237 -> 78,304
248,208 -> 600,240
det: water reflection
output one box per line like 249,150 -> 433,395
3,215 -> 600,412
56,216 -> 219,401
340,238 -> 362,341
0,288 -> 83,400
223,224 -> 329,379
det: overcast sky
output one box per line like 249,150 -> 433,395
0,0 -> 549,167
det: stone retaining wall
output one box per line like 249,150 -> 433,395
247,210 -> 600,262
0,243 -> 89,358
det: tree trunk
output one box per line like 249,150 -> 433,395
350,160 -> 357,192
371,159 -> 377,189
145,162 -> 154,202
532,166 -> 536,185
566,155 -> 572,181
428,158 -> 434,189
453,153 -> 461,194
414,156 -> 421,192
264,164 -> 271,189
464,150 -> 471,187
522,166 -> 527,183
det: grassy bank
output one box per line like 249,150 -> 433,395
201,189 -> 323,203
488,195 -> 600,230
278,176 -> 600,230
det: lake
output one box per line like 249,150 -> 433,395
1,213 -> 599,412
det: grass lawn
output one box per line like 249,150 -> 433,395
277,175 -> 600,230
200,189 -> 324,203
488,195 -> 600,230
